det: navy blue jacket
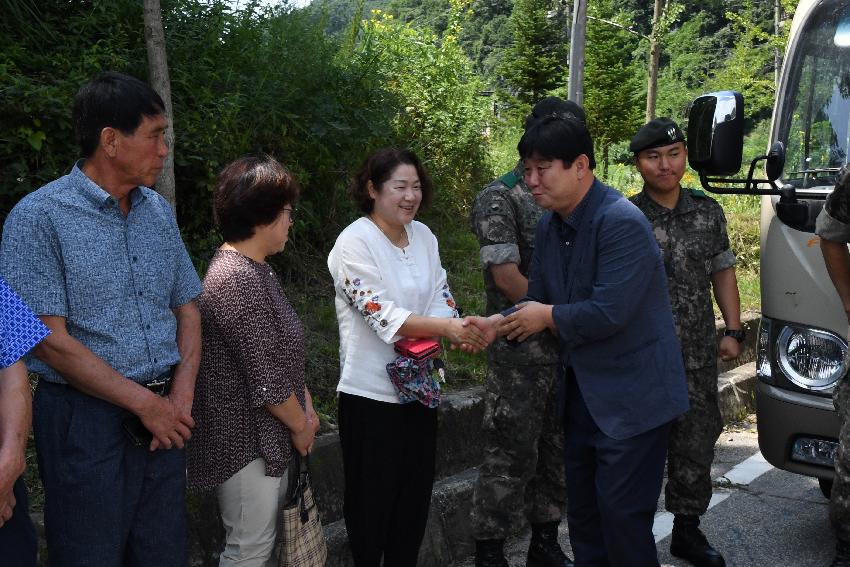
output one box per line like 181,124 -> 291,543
528,179 -> 689,440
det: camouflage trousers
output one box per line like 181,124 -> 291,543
471,363 -> 566,540
832,374 -> 850,544
665,365 -> 724,516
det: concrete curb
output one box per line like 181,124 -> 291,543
718,361 -> 757,424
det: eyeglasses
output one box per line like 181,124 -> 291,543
282,207 -> 296,221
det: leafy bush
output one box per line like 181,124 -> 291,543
0,0 -> 494,408
354,2 -> 492,221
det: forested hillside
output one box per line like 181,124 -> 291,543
1,0 -> 797,410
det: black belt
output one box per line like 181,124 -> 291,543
143,369 -> 174,396
32,368 -> 174,396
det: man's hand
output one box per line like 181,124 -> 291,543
138,393 -> 194,451
0,449 -> 24,529
0,486 -> 16,529
718,335 -> 742,361
497,302 -> 554,342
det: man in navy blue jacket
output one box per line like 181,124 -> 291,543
495,112 -> 689,565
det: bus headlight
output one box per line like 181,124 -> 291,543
776,326 -> 848,391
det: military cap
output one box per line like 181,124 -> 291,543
629,117 -> 685,153
524,97 -> 586,131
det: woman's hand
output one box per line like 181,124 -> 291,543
462,316 -> 499,353
290,416 -> 316,457
444,317 -> 489,351
305,388 -> 321,437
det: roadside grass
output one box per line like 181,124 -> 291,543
427,217 -> 489,390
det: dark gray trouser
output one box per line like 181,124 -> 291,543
34,381 -> 188,567
471,363 -> 566,540
665,365 -> 724,517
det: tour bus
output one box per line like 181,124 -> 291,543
687,0 -> 850,497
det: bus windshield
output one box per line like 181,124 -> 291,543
778,3 -> 850,189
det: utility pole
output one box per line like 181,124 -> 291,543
645,0 -> 664,122
568,0 -> 587,104
143,0 -> 176,211
774,0 -> 782,88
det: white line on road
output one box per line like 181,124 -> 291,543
653,451 -> 773,543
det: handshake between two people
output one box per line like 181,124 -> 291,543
451,301 -> 555,354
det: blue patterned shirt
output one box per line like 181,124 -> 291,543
0,162 -> 202,384
0,277 -> 49,368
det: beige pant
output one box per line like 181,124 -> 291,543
217,458 -> 289,567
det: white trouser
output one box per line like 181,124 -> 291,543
217,458 -> 289,567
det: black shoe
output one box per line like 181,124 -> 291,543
526,521 -> 575,567
476,539 -> 509,567
670,515 -> 726,567
830,541 -> 850,566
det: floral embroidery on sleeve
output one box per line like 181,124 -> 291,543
441,283 -> 460,318
342,277 -> 390,330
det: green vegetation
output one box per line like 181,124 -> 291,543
584,0 -> 644,177
1,0 -> 791,415
498,0 -> 566,106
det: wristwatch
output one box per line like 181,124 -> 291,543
724,328 -> 746,343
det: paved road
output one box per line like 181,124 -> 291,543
456,416 -> 837,566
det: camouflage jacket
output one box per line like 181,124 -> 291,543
817,166 -> 850,243
470,163 -> 559,366
630,188 -> 736,369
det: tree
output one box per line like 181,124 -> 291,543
583,2 -> 643,176
499,0 -> 567,106
645,0 -> 683,121
143,0 -> 176,209
708,0 -> 779,122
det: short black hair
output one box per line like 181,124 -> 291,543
73,71 -> 166,158
348,148 -> 433,214
517,114 -> 597,170
213,154 -> 300,243
523,97 -> 586,131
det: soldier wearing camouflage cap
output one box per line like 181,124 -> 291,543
468,97 -> 581,567
629,117 -> 743,567
815,168 -> 850,567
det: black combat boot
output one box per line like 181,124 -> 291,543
670,515 -> 726,567
526,521 -> 575,567
830,541 -> 850,566
475,539 -> 509,567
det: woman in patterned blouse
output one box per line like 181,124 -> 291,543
187,155 -> 320,567
328,148 -> 493,565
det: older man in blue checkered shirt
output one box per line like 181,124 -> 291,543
0,72 -> 202,566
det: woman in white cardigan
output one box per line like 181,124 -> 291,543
328,148 -> 491,565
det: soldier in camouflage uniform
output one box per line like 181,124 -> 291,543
629,118 -> 743,567
815,166 -> 850,567
469,97 -> 581,567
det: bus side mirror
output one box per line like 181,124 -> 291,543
687,91 -> 744,175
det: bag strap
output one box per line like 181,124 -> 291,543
285,451 -> 302,505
